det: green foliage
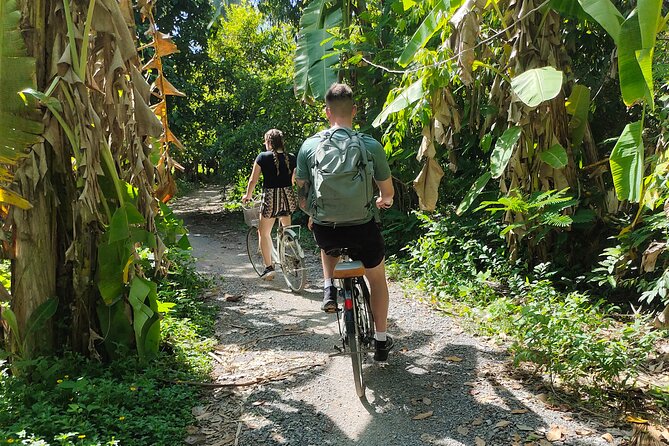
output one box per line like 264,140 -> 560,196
591,209 -> 669,306
1,297 -> 58,362
511,284 -> 658,393
0,0 -> 43,172
477,188 -> 577,242
394,208 -> 511,301
0,227 -> 216,445
510,66 -> 564,108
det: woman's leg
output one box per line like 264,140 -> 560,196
278,215 -> 291,228
258,215 -> 276,267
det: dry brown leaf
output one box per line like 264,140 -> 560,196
641,242 -> 666,272
545,425 -> 563,441
511,409 -> 528,414
413,157 -> 444,212
472,417 -> 484,426
422,397 -> 432,405
413,411 -> 434,420
156,75 -> 186,97
457,425 -> 469,435
601,433 -> 614,443
153,32 -> 180,57
445,356 -> 464,362
474,437 -> 485,446
517,424 -> 534,431
495,420 -> 511,428
535,393 -> 549,404
224,294 -> 242,302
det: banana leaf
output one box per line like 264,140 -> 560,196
398,0 -> 451,67
294,0 -> 342,101
0,0 -> 43,188
610,121 -> 644,203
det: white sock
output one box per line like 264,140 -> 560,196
324,279 -> 333,288
375,331 -> 387,342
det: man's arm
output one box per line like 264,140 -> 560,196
375,177 -> 394,209
295,178 -> 310,213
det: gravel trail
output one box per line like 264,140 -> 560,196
172,188 -> 631,446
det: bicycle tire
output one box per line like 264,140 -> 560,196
246,226 -> 264,276
355,278 -> 375,347
279,231 -> 306,292
344,278 -> 365,398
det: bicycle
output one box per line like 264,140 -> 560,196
243,201 -> 306,292
329,248 -> 375,398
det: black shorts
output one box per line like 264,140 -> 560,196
312,220 -> 385,268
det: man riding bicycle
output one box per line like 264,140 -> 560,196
295,83 -> 395,362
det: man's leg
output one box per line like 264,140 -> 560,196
320,249 -> 339,312
364,260 -> 389,333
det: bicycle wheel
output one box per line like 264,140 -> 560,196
279,231 -> 306,292
246,226 -> 264,276
344,279 -> 365,398
354,278 -> 375,347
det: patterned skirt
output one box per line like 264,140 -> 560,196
261,186 -> 297,218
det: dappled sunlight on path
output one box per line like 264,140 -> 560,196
172,188 -> 626,446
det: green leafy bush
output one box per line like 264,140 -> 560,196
1,208 -> 216,445
510,282 -> 658,394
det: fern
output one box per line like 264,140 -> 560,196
539,212 -> 573,228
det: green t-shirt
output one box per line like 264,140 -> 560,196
296,127 -> 392,225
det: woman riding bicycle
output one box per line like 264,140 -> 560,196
242,129 -> 297,280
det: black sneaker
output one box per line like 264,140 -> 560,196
321,286 -> 338,312
260,265 -> 276,281
374,336 -> 394,362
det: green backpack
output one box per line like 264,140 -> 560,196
306,128 -> 375,225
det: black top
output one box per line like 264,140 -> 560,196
255,151 -> 296,188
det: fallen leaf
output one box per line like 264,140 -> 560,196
538,440 -> 553,446
457,425 -> 469,435
511,409 -> 528,414
535,393 -> 549,404
546,426 -> 563,441
420,433 -> 437,443
495,420 -> 511,428
472,417 -> 484,426
224,293 -> 242,302
432,382 -> 443,389
413,411 -> 434,420
464,381 -> 477,386
475,437 -> 485,446
445,356 -> 463,362
625,415 -> 648,424
601,433 -> 614,443
423,397 -> 432,405
517,424 -> 534,431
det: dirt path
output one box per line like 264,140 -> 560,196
172,188 -> 632,446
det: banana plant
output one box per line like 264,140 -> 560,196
571,0 -> 666,207
294,0 -> 358,101
0,0 -> 42,210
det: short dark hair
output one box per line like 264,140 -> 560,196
325,83 -> 354,115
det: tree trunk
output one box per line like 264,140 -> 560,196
11,0 -> 56,358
